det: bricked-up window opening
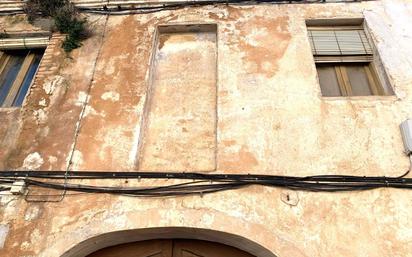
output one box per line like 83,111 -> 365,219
138,24 -> 217,172
307,22 -> 394,97
0,49 -> 44,107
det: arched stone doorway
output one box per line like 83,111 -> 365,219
60,227 -> 277,257
87,239 -> 256,257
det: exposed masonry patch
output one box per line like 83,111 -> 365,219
0,224 -> 9,249
24,206 -> 41,221
101,91 -> 120,102
20,241 -> 30,251
38,98 -> 47,107
104,59 -> 116,75
71,150 -> 84,170
33,109 -> 48,125
48,156 -> 58,164
22,152 -> 44,170
43,75 -> 65,95
75,91 -> 88,106
30,229 -> 41,246
84,105 -> 104,117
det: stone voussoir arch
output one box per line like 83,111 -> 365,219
40,208 -> 301,257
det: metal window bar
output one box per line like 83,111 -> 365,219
0,37 -> 49,50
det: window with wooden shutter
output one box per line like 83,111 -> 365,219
307,24 -> 392,97
0,35 -> 48,107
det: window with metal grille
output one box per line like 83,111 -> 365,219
0,35 -> 48,107
307,24 -> 393,97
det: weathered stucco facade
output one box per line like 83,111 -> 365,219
1,0 -> 412,256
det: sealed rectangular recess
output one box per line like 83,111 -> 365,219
138,24 -> 217,171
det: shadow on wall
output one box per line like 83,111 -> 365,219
61,227 -> 277,257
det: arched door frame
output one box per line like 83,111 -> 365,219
60,227 -> 277,257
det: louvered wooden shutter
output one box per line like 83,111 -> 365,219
0,37 -> 49,50
308,29 -> 373,62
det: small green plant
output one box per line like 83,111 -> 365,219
54,4 -> 88,52
24,0 -> 89,52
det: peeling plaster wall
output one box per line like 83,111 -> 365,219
0,0 -> 412,256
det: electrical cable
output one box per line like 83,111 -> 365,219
0,0 -> 374,16
76,0 -> 374,15
395,155 -> 412,178
0,170 -> 412,199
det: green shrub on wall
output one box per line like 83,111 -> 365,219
24,0 -> 89,52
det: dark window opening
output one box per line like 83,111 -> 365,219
0,49 -> 44,107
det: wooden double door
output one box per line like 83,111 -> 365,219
87,239 -> 255,257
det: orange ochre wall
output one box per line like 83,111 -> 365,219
1,0 -> 412,256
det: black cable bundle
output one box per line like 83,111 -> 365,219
0,0 -> 375,16
76,0 -> 373,15
0,170 -> 411,197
